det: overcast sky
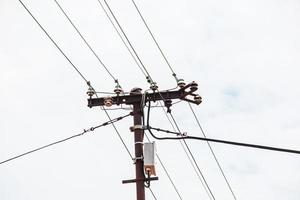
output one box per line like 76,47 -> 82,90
1,0 -> 300,199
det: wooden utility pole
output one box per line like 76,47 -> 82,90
87,82 -> 201,200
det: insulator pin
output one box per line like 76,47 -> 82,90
177,79 -> 186,88
87,87 -> 95,97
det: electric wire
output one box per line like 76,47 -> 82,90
53,0 -> 118,84
148,188 -> 158,200
92,5 -> 197,197
18,0 -> 133,161
94,2 -> 185,196
188,103 -> 236,199
0,113 -> 131,165
155,93 -> 214,200
141,92 -> 184,200
148,124 -> 300,155
169,113 -> 216,200
100,0 -> 155,84
96,0 -> 148,78
130,0 -> 178,82
129,0 -> 236,197
18,0 -> 88,84
144,127 -> 183,200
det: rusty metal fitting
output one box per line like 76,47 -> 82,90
190,81 -> 198,91
194,95 -> 202,104
150,83 -> 158,91
104,96 -> 113,107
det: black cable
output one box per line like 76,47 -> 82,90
0,113 -> 131,165
102,0 -> 155,84
188,103 -> 236,200
53,0 -> 118,84
148,126 -> 300,155
18,0 -> 88,84
169,113 -> 216,200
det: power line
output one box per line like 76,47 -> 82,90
102,106 -> 134,159
129,0 -> 178,82
0,113 -> 131,165
144,134 -> 183,200
96,0 -> 148,78
18,0 -> 132,161
188,103 -> 236,199
148,188 -> 158,200
101,0 -> 155,84
53,0 -> 118,84
147,126 -> 300,155
91,4 -> 189,197
18,0 -> 88,84
142,94 -> 184,200
129,1 -> 237,197
154,93 -> 214,200
169,113 -> 216,200
94,1 -> 185,197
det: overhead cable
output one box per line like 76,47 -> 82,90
130,0 -> 178,82
100,0 -> 155,85
0,113 -> 131,165
169,113 -> 216,200
96,0 -> 148,78
188,103 -> 236,199
18,0 -> 88,84
18,0 -> 132,161
148,125 -> 300,155
129,0 -> 237,197
54,0 -> 119,84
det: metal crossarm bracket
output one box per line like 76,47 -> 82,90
87,81 -> 202,108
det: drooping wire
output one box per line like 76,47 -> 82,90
18,0 -> 133,161
18,0 -> 88,84
53,0 -> 119,84
188,103 -> 236,199
147,122 -> 300,155
100,0 -> 156,85
0,113 -> 131,165
169,113 -> 216,200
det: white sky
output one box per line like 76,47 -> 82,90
1,0 -> 300,199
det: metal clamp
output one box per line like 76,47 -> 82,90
135,142 -> 144,145
132,156 -> 144,164
130,125 -> 144,132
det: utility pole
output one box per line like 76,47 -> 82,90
133,98 -> 145,200
87,81 -> 201,200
